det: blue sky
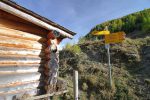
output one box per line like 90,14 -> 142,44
14,0 -> 150,48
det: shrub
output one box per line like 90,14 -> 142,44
82,82 -> 88,91
86,75 -> 98,89
64,43 -> 81,54
78,37 -> 87,44
114,80 -> 134,100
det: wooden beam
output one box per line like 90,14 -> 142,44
0,88 -> 39,96
0,17 -> 48,37
0,26 -> 47,42
0,66 -> 44,74
0,64 -> 42,68
0,35 -> 46,50
0,80 -> 40,88
0,2 -> 73,39
26,90 -> 68,100
0,72 -> 42,86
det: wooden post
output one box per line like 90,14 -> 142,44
73,70 -> 78,100
105,26 -> 112,89
105,44 -> 112,88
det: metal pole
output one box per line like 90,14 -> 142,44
106,44 -> 112,88
73,70 -> 78,100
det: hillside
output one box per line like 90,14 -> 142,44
84,8 -> 150,41
58,37 -> 150,100
56,9 -> 150,100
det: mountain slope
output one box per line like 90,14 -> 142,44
59,37 -> 150,100
57,9 -> 150,100
84,8 -> 150,41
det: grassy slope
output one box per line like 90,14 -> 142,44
55,9 -> 150,100
58,36 -> 150,100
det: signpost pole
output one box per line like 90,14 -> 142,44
105,44 -> 112,88
104,26 -> 112,88
73,70 -> 78,100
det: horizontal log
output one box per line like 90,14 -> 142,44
0,35 -> 46,50
0,54 -> 46,65
0,50 -> 45,57
0,80 -> 34,89
0,66 -> 44,74
0,88 -> 38,97
26,90 -> 68,100
0,61 -> 43,64
0,26 -> 47,42
0,46 -> 45,57
0,80 -> 42,88
0,72 -> 42,86
0,54 -> 42,60
0,45 -> 42,51
0,64 -> 42,67
0,46 -> 46,57
0,81 -> 42,94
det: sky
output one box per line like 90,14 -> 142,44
14,0 -> 150,48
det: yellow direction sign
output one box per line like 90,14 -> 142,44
92,30 -> 110,35
105,32 -> 125,44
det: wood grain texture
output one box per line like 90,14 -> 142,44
0,35 -> 46,50
0,3 -> 73,38
0,54 -> 46,64
0,46 -> 45,57
0,10 -> 49,37
0,26 -> 47,42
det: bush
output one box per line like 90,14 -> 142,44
82,82 -> 88,91
86,75 -> 98,88
64,43 -> 81,54
114,80 -> 134,100
78,37 -> 87,44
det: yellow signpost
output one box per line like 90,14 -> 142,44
105,32 -> 125,44
91,30 -> 110,35
91,29 -> 126,89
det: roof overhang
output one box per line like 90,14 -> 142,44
0,1 -> 76,39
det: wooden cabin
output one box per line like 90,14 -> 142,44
0,0 -> 75,100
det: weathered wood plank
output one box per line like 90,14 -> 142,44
0,26 -> 47,42
0,46 -> 45,55
0,35 -> 46,50
0,72 -> 42,86
0,81 -> 41,94
0,50 -> 45,57
0,66 -> 44,74
0,10 -> 49,37
0,54 -> 46,64
0,3 -> 73,38
0,80 -> 41,88
0,46 -> 45,56
0,64 -> 41,67
0,54 -> 42,60
26,90 -> 68,100
0,61 -> 42,64
0,88 -> 39,97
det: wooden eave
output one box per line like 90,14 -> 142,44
0,0 -> 76,39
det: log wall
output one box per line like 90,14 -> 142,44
0,26 -> 47,99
